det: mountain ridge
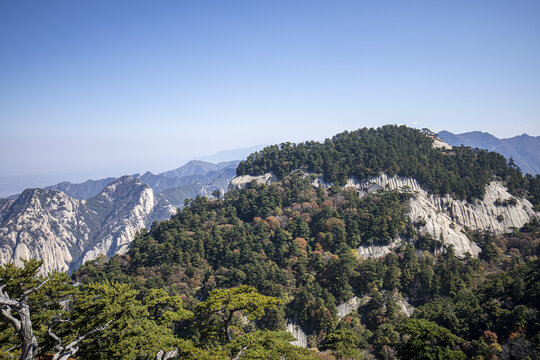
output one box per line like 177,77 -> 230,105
0,161 -> 240,273
2,126 -> 539,275
438,130 -> 540,175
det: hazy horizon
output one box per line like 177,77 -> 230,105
2,1 -> 539,179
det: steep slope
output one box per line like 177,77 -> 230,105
0,177 -> 158,273
75,176 -> 156,267
350,174 -> 536,257
230,171 -> 537,257
236,126 -> 539,257
0,188 -> 87,274
0,160 -> 240,273
439,130 -> 540,175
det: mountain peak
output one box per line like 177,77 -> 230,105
439,130 -> 540,175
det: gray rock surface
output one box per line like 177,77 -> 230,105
357,242 -> 400,259
337,296 -> 366,319
354,174 -> 539,256
0,161 -> 239,274
285,320 -> 308,348
352,174 -> 538,257
297,170 -> 538,258
0,177 -> 162,273
229,173 -> 277,190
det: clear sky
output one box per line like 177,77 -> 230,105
1,0 -> 539,179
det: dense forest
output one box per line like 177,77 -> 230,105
1,126 -> 539,359
237,125 -> 540,207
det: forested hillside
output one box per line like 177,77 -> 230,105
1,126 -> 539,359
237,126 -> 540,206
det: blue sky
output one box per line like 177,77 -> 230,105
1,0 -> 539,179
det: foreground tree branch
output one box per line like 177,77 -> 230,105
0,261 -> 46,360
48,320 -> 112,360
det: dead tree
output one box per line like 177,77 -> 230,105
0,279 -> 50,360
48,319 -> 111,360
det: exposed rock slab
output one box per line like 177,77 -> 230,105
229,173 -> 277,190
314,172 -> 537,258
397,298 -> 414,317
0,177 -> 158,273
357,242 -> 400,259
355,174 -> 537,257
285,320 -> 308,348
337,296 -> 362,320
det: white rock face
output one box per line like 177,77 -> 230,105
0,177 -> 159,273
286,320 -> 308,348
0,189 -> 85,274
229,173 -> 277,190
337,295 -> 413,319
337,296 -> 365,319
310,172 -> 537,258
432,137 -> 452,150
350,174 -> 538,257
357,242 -> 400,259
397,298 -> 414,317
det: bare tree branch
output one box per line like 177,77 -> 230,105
22,277 -> 52,299
1,307 -> 22,332
49,320 -> 112,360
155,348 -> 179,360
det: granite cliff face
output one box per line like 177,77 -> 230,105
230,171 -> 538,258
0,161 -> 240,273
0,177 -> 159,273
0,189 -> 85,274
229,173 -> 277,190
353,174 -> 537,257
75,176 -> 157,267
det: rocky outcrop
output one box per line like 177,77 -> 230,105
350,174 -> 537,257
0,188 -> 85,274
357,241 -> 401,259
337,296 -> 365,319
75,176 -> 157,267
229,173 -> 277,190
0,177 -> 159,273
309,171 -> 538,258
0,160 -> 240,274
337,295 -> 413,319
432,137 -> 452,150
397,298 -> 414,317
286,320 -> 308,348
230,169 -> 537,258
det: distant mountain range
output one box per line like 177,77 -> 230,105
0,145 -> 265,198
0,160 -> 238,273
438,131 -> 540,175
2,129 -> 539,274
196,144 -> 265,163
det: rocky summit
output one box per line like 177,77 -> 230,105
0,161 -> 239,273
0,176 -> 158,273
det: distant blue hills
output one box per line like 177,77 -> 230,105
438,130 -> 540,175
